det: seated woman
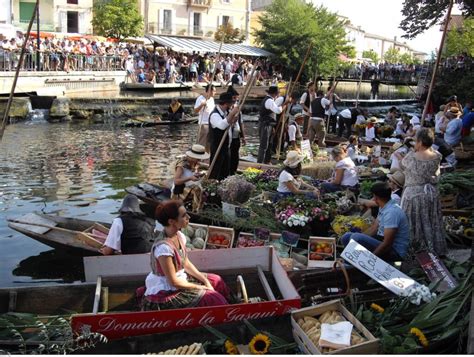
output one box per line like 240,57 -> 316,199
395,115 -> 410,138
171,144 -> 208,212
168,98 -> 184,122
346,135 -> 360,161
321,145 -> 359,193
276,151 -> 319,199
140,200 -> 230,310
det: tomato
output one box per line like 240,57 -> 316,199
314,254 -> 323,260
324,247 -> 332,254
316,248 -> 323,253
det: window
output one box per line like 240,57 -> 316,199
163,9 -> 172,33
19,2 -> 35,23
193,13 -> 202,35
222,15 -> 230,26
67,11 -> 79,33
67,0 -> 78,4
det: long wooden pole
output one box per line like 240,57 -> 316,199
421,0 -> 454,125
276,43 -> 313,159
205,67 -> 257,179
355,65 -> 364,108
0,0 -> 39,142
274,79 -> 292,159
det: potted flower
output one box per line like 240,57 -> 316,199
217,175 -> 255,218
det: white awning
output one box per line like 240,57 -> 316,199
145,34 -> 272,57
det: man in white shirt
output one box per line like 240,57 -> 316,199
194,84 -> 216,152
208,92 -> 240,180
257,86 -> 288,163
308,90 -> 331,147
288,113 -> 304,150
299,81 -> 315,135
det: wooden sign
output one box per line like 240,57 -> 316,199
341,239 -> 417,295
300,139 -> 313,163
280,231 -> 300,247
416,251 -> 458,292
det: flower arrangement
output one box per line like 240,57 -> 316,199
332,215 -> 371,237
218,175 -> 255,205
248,333 -> 271,354
399,284 -> 436,305
242,167 -> 263,183
275,197 -> 332,228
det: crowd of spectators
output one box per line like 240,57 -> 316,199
342,62 -> 425,82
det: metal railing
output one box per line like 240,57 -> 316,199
0,51 -> 125,72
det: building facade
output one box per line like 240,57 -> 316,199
144,0 -> 251,42
10,0 -> 93,34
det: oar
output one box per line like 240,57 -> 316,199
276,43 -> 313,159
8,219 -> 104,248
205,66 -> 258,180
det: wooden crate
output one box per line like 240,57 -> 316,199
187,223 -> 209,250
291,300 -> 379,354
236,232 -> 267,248
204,225 -> 234,249
440,194 -> 457,210
307,237 -> 336,269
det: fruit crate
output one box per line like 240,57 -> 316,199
307,237 -> 336,268
204,225 -> 234,249
291,299 -> 379,354
236,232 -> 267,248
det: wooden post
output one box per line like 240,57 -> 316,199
0,0 -> 39,142
205,67 -> 257,179
421,0 -> 454,125
355,66 -> 364,108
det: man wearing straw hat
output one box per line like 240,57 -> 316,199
208,92 -> 240,180
257,85 -> 287,164
101,195 -> 155,255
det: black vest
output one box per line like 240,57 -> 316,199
311,97 -> 325,118
259,96 -> 276,125
303,90 -> 311,109
119,213 -> 155,254
208,107 -> 230,152
231,73 -> 240,85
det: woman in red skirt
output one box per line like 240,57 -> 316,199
140,200 -> 230,310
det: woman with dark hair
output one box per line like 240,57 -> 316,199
276,151 -> 319,199
140,200 -> 230,310
401,128 -> 447,257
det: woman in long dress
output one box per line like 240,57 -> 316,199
401,128 -> 447,257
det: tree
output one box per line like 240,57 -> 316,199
92,0 -> 143,41
400,0 -> 474,39
214,23 -> 246,44
384,47 -> 401,63
445,17 -> 474,57
253,0 -> 351,79
362,50 -> 379,64
399,52 -> 415,65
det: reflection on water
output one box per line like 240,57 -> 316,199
0,119 -> 199,287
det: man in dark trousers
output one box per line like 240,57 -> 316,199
208,92 -> 240,180
257,86 -> 287,164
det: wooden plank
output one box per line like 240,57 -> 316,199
271,249 -> 300,300
257,265 -> 276,301
92,276 -> 102,314
10,213 -> 57,234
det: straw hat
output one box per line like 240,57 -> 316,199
283,151 -> 304,168
387,170 -> 405,188
367,117 -> 378,124
446,107 -> 461,118
119,194 -> 143,214
186,144 -> 210,160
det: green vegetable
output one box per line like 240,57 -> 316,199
194,228 -> 208,239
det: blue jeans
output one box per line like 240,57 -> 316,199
321,182 -> 342,193
341,232 -> 401,261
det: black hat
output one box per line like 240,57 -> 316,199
226,85 -> 239,97
266,86 -> 279,95
219,92 -> 235,104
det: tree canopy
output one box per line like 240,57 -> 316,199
253,0 -> 353,79
400,0 -> 474,39
362,50 -> 380,64
445,17 -> 474,57
92,0 -> 143,41
214,23 -> 246,44
383,47 -> 401,63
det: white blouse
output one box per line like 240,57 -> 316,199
277,170 -> 301,193
144,232 -> 188,296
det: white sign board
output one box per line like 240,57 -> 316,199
341,239 -> 418,296
300,139 -> 313,163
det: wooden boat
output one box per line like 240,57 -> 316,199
324,135 -> 395,149
121,116 -> 198,127
7,213 -> 110,255
120,82 -> 192,91
0,247 -> 301,340
125,183 -> 171,207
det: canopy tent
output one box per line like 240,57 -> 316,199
145,34 -> 272,57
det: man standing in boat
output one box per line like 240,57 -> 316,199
208,92 -> 241,180
257,86 -> 288,164
194,84 -> 216,152
101,195 -> 156,255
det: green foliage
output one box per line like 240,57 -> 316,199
400,0 -> 474,39
92,0 -> 143,41
445,17 -> 474,57
399,52 -> 415,65
253,0 -> 351,79
432,70 -> 474,109
383,47 -> 401,63
214,23 -> 246,44
362,49 -> 379,64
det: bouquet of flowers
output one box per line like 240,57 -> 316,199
332,215 -> 371,237
218,175 -> 256,204
275,197 -> 332,228
255,169 -> 280,192
241,167 -> 263,183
